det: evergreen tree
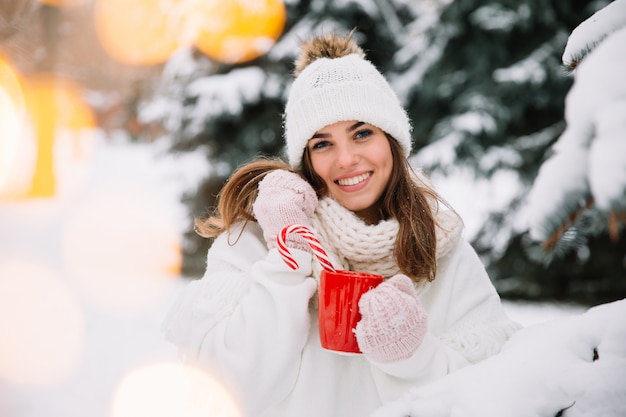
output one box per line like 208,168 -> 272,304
141,0 -> 418,276
144,0 -> 625,303
400,0 -> 624,303
525,0 -> 626,301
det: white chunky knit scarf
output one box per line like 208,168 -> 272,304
309,196 -> 464,281
310,197 -> 401,278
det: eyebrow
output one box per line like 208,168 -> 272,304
310,121 -> 366,139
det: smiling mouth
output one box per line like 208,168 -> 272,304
336,172 -> 372,186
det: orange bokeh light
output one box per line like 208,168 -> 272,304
37,0 -> 89,6
93,0 -> 181,66
193,0 -> 286,64
93,0 -> 286,66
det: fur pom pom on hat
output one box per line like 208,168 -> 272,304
284,32 -> 412,168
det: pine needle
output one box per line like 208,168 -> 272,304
562,40 -> 603,74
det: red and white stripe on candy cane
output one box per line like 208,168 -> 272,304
277,224 -> 336,272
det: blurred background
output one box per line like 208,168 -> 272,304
1,0 -> 624,416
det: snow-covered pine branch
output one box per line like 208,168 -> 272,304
526,0 -> 626,255
562,0 -> 626,72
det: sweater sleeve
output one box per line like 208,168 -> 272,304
161,223 -> 318,415
368,238 -> 521,394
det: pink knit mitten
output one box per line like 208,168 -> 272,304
252,169 -> 318,250
355,274 -> 428,362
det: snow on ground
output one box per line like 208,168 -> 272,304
0,137 -> 598,417
374,298 -> 626,417
0,133 -> 205,417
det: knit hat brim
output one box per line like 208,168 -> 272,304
284,54 -> 412,167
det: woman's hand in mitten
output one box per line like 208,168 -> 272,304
252,169 -> 318,250
355,274 -> 428,362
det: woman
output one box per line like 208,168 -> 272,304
162,32 -> 521,417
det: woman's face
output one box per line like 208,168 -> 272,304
307,120 -> 393,224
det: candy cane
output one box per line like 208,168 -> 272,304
277,224 -> 336,272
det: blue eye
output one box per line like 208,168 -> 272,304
311,140 -> 330,150
355,129 -> 373,139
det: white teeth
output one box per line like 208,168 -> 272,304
337,172 -> 371,186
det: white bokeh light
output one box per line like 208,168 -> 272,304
62,184 -> 181,314
0,257 -> 85,387
111,362 -> 242,417
0,87 -> 24,196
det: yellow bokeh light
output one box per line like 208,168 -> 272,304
24,74 -> 95,131
0,258 -> 85,387
193,0 -> 286,64
62,186 -> 181,314
111,363 -> 241,417
94,0 -> 181,66
1,68 -> 95,200
22,74 -> 95,197
0,56 -> 25,110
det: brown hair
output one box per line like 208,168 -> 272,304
303,134 -> 449,281
194,157 -> 296,239
195,135 -> 459,282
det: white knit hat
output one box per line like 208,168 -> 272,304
284,51 -> 412,168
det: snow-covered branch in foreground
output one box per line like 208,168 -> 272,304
526,0 -> 626,247
562,0 -> 626,70
373,298 -> 626,417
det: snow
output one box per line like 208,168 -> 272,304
2,3 -> 625,413
0,133 -> 207,417
562,0 -> 626,67
374,299 -> 626,417
469,4 -> 529,32
425,165 -> 522,243
0,133 -> 607,417
0,134 -> 618,417
526,3 -> 626,239
186,67 -> 267,117
573,27 -> 626,211
450,111 -> 496,135
526,127 -> 590,240
373,4 -> 626,415
493,38 -> 557,84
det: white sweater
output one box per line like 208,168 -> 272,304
162,210 -> 520,417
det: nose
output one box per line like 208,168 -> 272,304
335,141 -> 359,168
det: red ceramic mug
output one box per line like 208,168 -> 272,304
318,269 -> 384,354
